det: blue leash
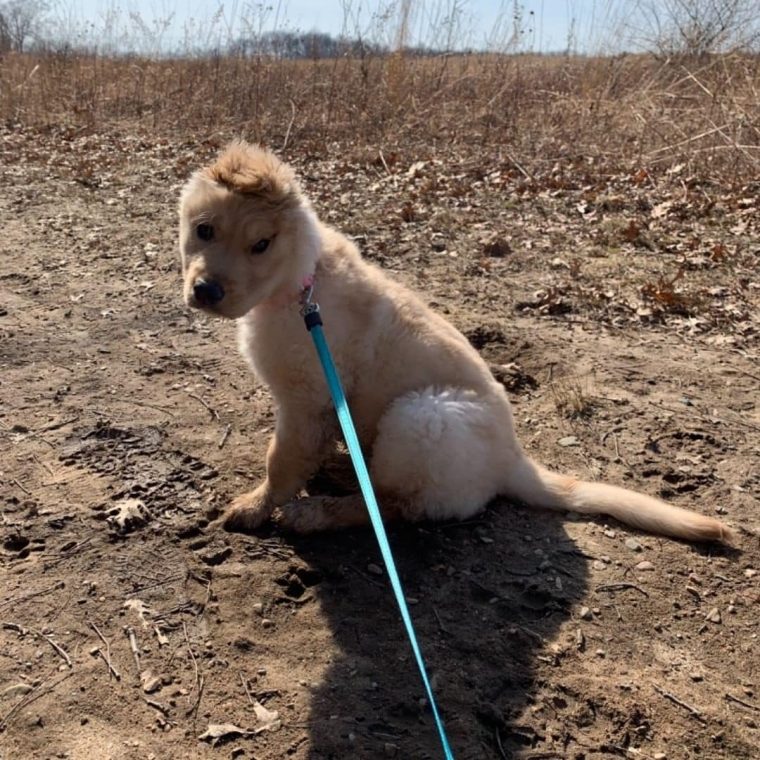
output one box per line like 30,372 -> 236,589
301,297 -> 455,760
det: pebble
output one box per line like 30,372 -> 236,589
592,560 -> 606,571
198,545 -> 232,566
2,683 -> 33,698
253,603 -> 264,616
603,529 -> 616,539
654,753 -> 667,760
595,649 -> 606,658
579,606 -> 593,620
635,561 -> 654,571
367,563 -> 383,576
261,619 -> 275,629
558,436 -> 579,447
384,742 -> 398,757
140,670 -> 161,694
745,569 -> 757,579
625,538 -> 642,552
705,607 -> 722,624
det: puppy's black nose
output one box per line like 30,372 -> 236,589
193,279 -> 224,307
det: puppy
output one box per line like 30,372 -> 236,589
179,141 -> 735,544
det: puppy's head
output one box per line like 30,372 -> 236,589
179,141 -> 319,319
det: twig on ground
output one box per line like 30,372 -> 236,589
2,622 -> 72,668
218,423 -> 232,449
653,684 -> 706,723
125,626 -> 141,674
11,479 -> 31,495
0,581 -> 65,612
349,565 -> 385,589
89,621 -> 121,680
0,671 -> 72,731
494,727 -> 508,760
183,622 -> 204,719
432,606 -> 449,635
240,672 -> 256,705
725,692 -> 760,712
186,392 -> 219,421
595,582 -> 649,597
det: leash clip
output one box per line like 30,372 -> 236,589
299,277 -> 322,330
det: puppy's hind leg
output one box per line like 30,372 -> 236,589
278,494 -> 404,533
370,387 -> 517,522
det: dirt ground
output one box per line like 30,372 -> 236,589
1,126 -> 758,760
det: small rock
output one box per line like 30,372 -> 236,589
744,569 -> 757,579
483,236 -> 511,258
261,619 -> 275,629
595,649 -> 606,658
2,683 -> 34,698
592,560 -> 606,571
654,753 -> 667,760
253,603 -> 264,616
367,563 -> 383,576
727,605 -> 737,614
233,637 -> 254,651
635,561 -> 654,571
705,607 -> 722,624
579,606 -> 592,620
625,538 -> 642,552
430,236 -> 446,252
198,545 -> 232,566
603,529 -> 616,539
558,436 -> 580,447
141,670 -> 161,694
384,741 -> 399,756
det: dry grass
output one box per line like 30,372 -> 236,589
550,376 -> 596,420
1,49 -> 758,181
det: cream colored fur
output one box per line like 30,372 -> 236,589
179,141 -> 735,545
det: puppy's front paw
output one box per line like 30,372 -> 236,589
218,489 -> 274,534
278,501 -> 322,534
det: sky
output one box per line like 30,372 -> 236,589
58,0 -> 628,54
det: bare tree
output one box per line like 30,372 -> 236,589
0,0 -> 48,52
633,0 -> 760,57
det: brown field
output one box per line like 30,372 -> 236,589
0,50 -> 758,760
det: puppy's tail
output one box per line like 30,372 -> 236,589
502,456 -> 736,545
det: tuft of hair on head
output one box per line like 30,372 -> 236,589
202,141 -> 299,207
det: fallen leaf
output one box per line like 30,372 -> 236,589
253,699 -> 281,733
123,599 -> 151,627
198,723 -> 253,747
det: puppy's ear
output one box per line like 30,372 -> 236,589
203,141 -> 299,207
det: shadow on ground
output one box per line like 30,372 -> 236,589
282,497 -> 587,759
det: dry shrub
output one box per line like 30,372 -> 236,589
0,49 -> 757,180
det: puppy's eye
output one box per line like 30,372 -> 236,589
196,223 -> 214,241
251,239 -> 270,254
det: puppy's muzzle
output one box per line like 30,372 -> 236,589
192,278 -> 225,308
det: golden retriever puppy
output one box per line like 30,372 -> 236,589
179,141 -> 735,544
